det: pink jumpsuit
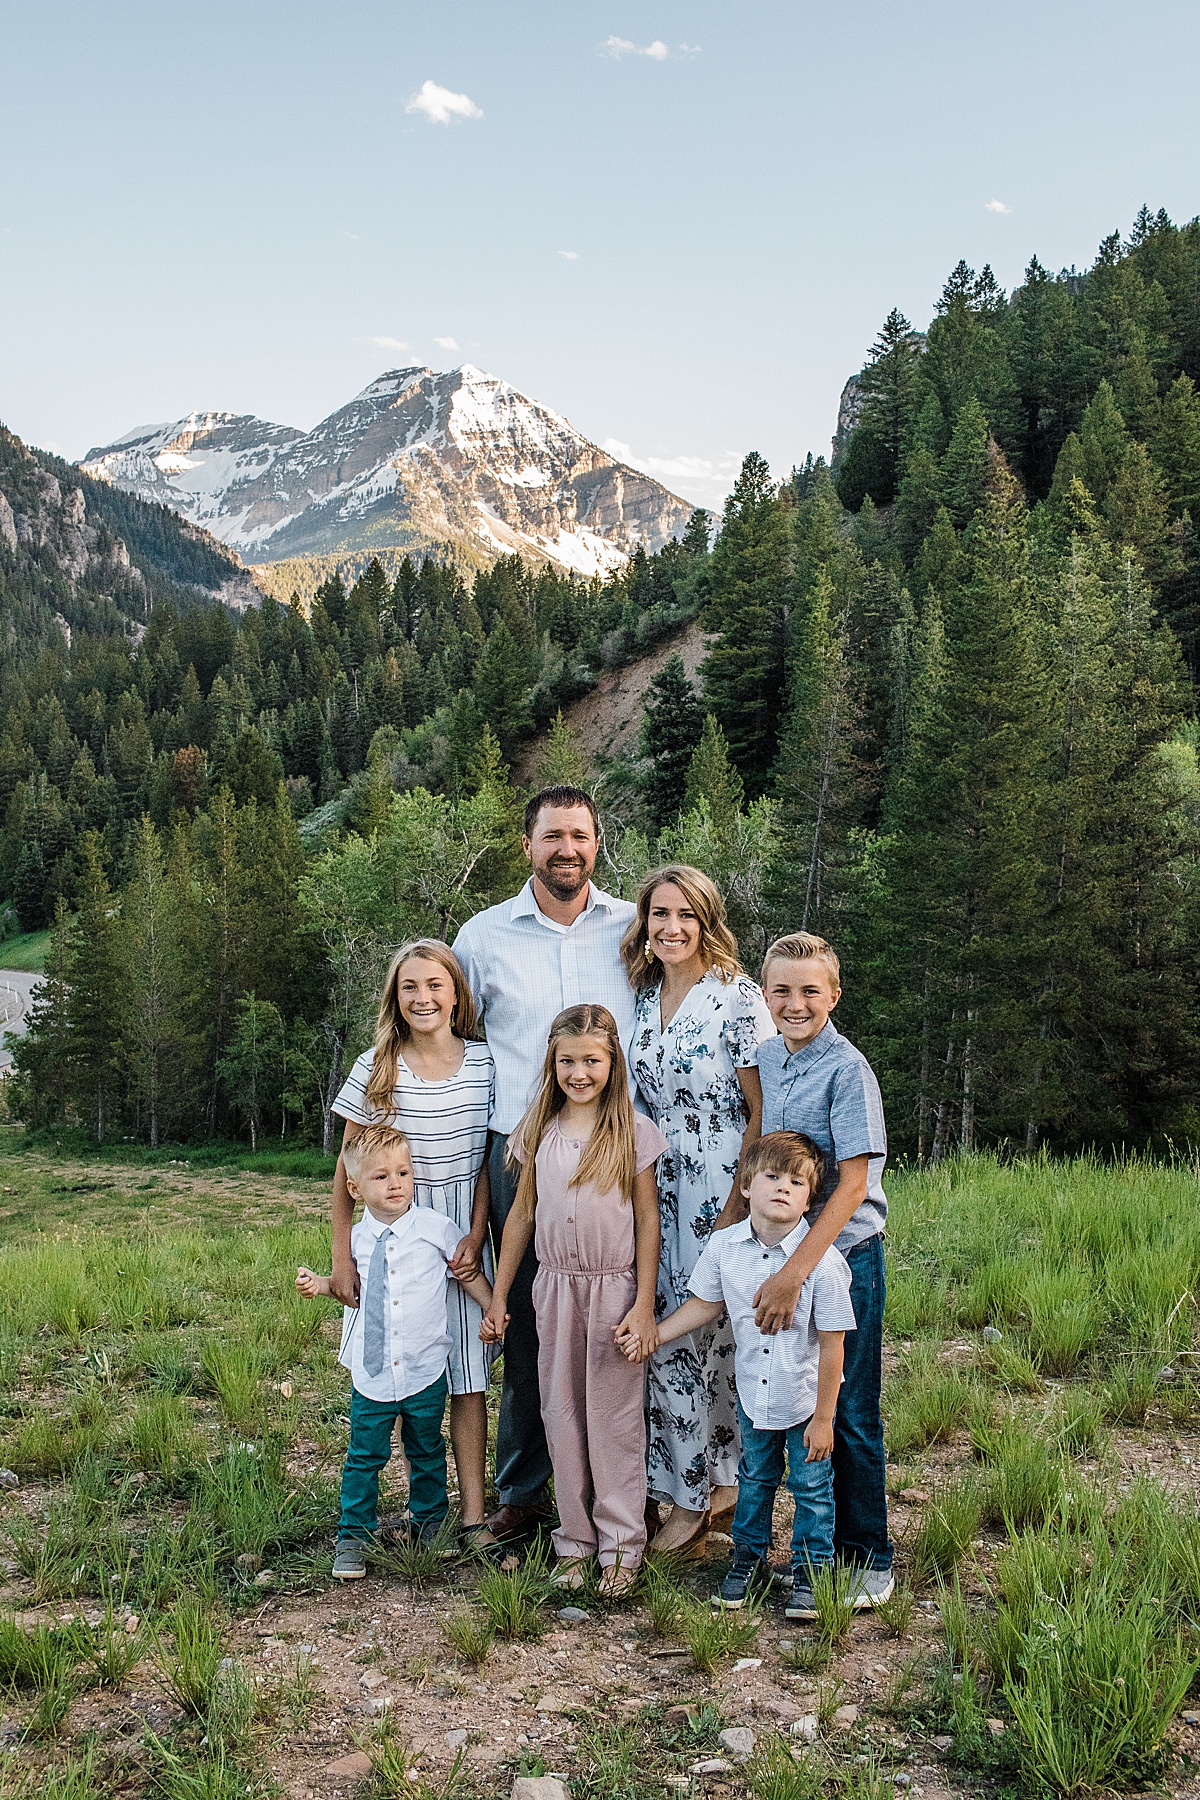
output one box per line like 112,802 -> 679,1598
524,1114 -> 667,1568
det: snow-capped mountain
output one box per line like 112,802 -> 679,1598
81,365 -> 693,577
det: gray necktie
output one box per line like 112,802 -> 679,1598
361,1227 -> 392,1377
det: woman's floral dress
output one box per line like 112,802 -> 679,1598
630,971 -> 775,1510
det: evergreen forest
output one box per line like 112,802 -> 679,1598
4,206 -> 1200,1161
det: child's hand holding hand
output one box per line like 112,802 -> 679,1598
613,1305 -> 658,1365
295,1267 -> 333,1299
479,1298 -> 509,1344
803,1415 -> 834,1461
450,1232 -> 487,1284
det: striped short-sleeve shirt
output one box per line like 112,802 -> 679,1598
332,1038 -> 495,1196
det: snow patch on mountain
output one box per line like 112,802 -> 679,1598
81,366 -> 692,576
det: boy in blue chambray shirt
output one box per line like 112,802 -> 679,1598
713,931 -> 892,1607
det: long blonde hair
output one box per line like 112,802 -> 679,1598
364,939 -> 479,1117
509,1004 -> 637,1211
620,863 -> 742,992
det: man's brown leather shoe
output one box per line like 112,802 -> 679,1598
485,1502 -> 553,1541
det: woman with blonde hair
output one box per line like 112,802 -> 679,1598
621,865 -> 774,1559
328,939 -> 497,1546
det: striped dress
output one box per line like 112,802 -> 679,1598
332,1037 -> 497,1395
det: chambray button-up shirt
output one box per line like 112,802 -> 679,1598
689,1218 -> 856,1431
453,879 -> 637,1135
338,1205 -> 465,1403
756,1021 -> 889,1252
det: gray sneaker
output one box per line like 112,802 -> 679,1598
846,1566 -> 894,1610
332,1537 -> 368,1580
784,1575 -> 818,1621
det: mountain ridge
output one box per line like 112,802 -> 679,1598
81,364 -> 695,579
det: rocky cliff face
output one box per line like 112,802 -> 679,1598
0,456 -> 137,590
81,365 -> 695,577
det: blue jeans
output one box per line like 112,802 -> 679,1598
834,1234 -> 892,1571
731,1400 -> 835,1576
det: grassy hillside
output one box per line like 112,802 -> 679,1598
0,928 -> 51,972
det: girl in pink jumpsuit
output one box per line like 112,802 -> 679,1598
481,1003 -> 665,1598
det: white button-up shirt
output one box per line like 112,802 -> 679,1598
453,878 -> 637,1134
689,1218 -> 856,1431
338,1205 -> 465,1403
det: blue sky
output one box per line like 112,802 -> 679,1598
2,0 -> 1199,509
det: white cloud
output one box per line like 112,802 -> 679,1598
601,35 -> 673,59
343,230 -> 361,241
985,199 -> 1012,214
434,336 -> 460,351
558,249 -> 581,261
368,335 -> 410,351
405,80 -> 483,125
601,438 -> 740,509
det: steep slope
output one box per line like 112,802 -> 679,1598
0,422 -> 252,663
81,365 -> 694,577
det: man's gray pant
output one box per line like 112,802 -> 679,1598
488,1133 -> 553,1509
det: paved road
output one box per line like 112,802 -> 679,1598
0,969 -> 43,1073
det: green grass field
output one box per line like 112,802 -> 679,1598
1,1140 -> 1198,1799
0,930 -> 52,974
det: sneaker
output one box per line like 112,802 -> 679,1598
332,1537 -> 367,1580
712,1549 -> 773,1610
784,1574 -> 818,1621
845,1566 -> 895,1609
412,1519 -> 458,1559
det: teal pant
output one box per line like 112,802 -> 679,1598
338,1377 -> 449,1539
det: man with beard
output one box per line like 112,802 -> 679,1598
453,786 -> 637,1542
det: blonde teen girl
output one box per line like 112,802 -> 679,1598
480,1004 -> 665,1597
330,940 -> 497,1547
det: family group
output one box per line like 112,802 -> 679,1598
295,786 -> 892,1620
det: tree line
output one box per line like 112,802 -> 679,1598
5,207 -> 1200,1159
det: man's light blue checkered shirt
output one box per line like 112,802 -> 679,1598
756,1020 -> 888,1251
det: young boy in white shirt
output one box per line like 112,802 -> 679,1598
296,1123 -> 494,1579
620,1132 -> 854,1619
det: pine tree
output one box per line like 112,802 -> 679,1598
939,396 -> 991,526
1031,532 -> 1196,1144
638,655 -> 705,829
9,897 -> 74,1126
699,453 -> 794,789
537,710 -> 589,788
683,714 -> 744,830
836,310 -> 923,508
770,571 -> 865,932
121,815 -> 188,1147
474,618 -> 533,754
67,834 -> 125,1143
880,452 -> 1052,1156
218,994 -> 285,1150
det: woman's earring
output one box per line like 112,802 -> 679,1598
644,938 -> 654,963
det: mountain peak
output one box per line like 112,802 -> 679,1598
80,366 -> 692,576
